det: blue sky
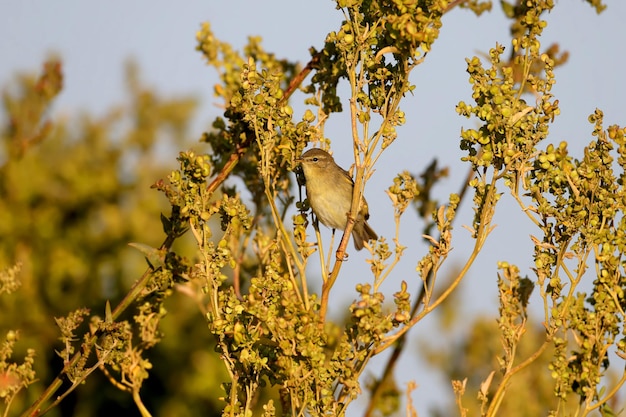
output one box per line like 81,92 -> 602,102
1,1 -> 624,414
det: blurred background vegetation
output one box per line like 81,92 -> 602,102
0,60 -> 230,416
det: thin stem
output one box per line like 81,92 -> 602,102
375,175 -> 498,354
313,219 -> 328,282
132,389 -> 152,417
37,354 -> 109,417
326,230 -> 336,275
365,165 -> 474,414
445,0 -> 470,13
373,216 -> 403,292
486,341 -> 550,417
585,370 -> 626,413
265,187 -> 306,307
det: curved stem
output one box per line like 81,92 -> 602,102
364,166 -> 474,415
485,341 -> 549,417
585,370 -> 626,414
375,173 -> 497,355
132,389 -> 152,417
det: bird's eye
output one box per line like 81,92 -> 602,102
312,157 -> 318,162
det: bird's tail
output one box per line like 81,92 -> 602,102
352,221 -> 378,251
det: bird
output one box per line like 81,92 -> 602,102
297,148 -> 378,250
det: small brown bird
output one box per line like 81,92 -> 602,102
297,148 -> 378,250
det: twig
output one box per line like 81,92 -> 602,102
485,341 -> 549,417
36,353 -> 110,417
364,164 -> 474,416
283,53 -> 320,103
445,0 -> 469,13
